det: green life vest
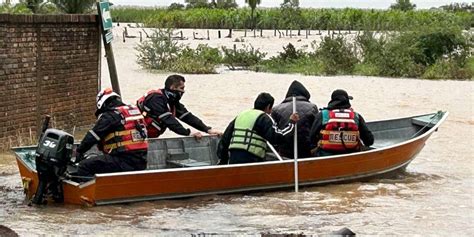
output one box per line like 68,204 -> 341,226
229,109 -> 267,158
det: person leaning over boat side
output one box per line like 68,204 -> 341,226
217,93 -> 300,164
271,80 -> 319,158
73,88 -> 148,179
136,74 -> 222,139
309,89 -> 374,157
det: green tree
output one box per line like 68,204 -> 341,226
0,2 -> 32,14
280,0 -> 303,31
168,3 -> 185,10
185,0 -> 209,8
245,0 -> 261,29
49,0 -> 95,13
21,0 -> 43,13
390,0 -> 416,11
440,2 -> 473,12
216,0 -> 238,9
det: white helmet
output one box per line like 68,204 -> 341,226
96,87 -> 120,110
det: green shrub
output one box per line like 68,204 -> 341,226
277,43 -> 306,62
135,29 -> 181,70
169,56 -> 217,74
467,57 -> 474,78
356,31 -> 386,64
315,36 -> 358,75
371,26 -> 470,78
136,31 -> 222,74
170,44 -> 222,73
375,38 -> 424,77
259,57 -> 323,75
353,63 -> 380,76
222,44 -> 266,70
406,28 -> 470,66
422,59 -> 472,80
194,44 -> 222,64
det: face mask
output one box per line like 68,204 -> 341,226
165,89 -> 184,102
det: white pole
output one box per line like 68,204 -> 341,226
293,96 -> 299,192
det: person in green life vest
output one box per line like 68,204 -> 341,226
217,93 -> 300,164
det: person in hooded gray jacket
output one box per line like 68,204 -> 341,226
271,80 -> 319,158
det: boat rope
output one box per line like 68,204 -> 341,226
410,111 -> 443,139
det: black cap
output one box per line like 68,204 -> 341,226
327,89 -> 352,109
331,89 -> 353,101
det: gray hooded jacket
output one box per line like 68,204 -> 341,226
271,80 -> 319,158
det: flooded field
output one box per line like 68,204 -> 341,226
0,27 -> 473,235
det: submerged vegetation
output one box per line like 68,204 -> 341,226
121,2 -> 473,79
136,29 -> 222,74
261,25 -> 473,79
136,26 -> 473,80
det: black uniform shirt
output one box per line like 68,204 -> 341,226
143,90 -> 211,136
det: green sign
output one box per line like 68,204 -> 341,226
99,1 -> 113,31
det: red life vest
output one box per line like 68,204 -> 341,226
318,109 -> 361,152
136,89 -> 176,138
101,105 -> 148,154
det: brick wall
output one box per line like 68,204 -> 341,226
0,14 -> 100,150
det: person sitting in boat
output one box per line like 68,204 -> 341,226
271,80 -> 319,158
73,88 -> 148,179
217,92 -> 300,164
136,74 -> 221,139
309,89 -> 374,156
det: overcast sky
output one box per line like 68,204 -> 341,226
3,0 -> 461,9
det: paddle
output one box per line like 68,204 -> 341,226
293,96 -> 299,192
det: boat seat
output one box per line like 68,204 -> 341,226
166,152 -> 211,168
167,152 -> 189,160
167,159 -> 211,168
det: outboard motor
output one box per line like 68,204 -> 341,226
31,128 -> 74,205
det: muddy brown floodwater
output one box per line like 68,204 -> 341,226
0,27 -> 472,235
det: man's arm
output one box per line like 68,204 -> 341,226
146,94 -> 191,136
256,114 -> 295,145
358,115 -> 374,147
216,119 -> 235,164
175,102 -> 211,133
76,112 -> 121,154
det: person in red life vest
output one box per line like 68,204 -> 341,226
74,88 -> 148,179
136,74 -> 221,139
309,89 -> 374,156
217,93 -> 300,164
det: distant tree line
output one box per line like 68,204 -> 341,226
110,7 -> 473,31
0,0 -> 96,14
